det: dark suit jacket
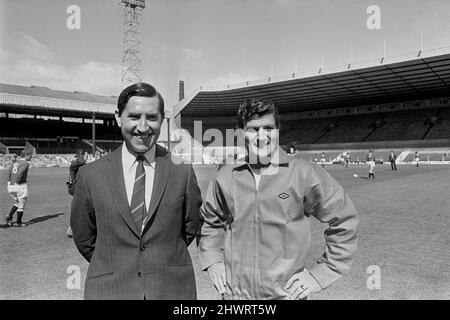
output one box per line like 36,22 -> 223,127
70,144 -> 202,300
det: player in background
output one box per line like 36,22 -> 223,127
389,150 -> 397,171
313,153 -> 318,165
345,152 -> 351,168
414,151 -> 420,167
66,150 -> 88,238
5,150 -> 32,227
366,150 -> 376,180
320,152 -> 326,168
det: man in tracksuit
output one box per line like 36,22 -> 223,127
198,98 -> 359,300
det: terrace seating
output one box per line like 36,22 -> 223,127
95,141 -> 122,153
424,108 -> 450,140
367,109 -> 433,142
280,118 -> 334,145
0,118 -> 120,141
181,117 -> 237,146
316,113 -> 386,144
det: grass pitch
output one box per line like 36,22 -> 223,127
1,163 -> 449,299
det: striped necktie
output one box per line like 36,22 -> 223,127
131,155 -> 146,233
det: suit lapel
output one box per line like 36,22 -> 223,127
104,146 -> 141,238
143,145 -> 170,233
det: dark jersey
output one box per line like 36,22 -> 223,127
67,157 -> 86,196
8,159 -> 29,184
69,158 -> 86,183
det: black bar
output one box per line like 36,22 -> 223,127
92,113 -> 96,156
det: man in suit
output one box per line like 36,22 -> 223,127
388,150 -> 397,171
71,82 -> 202,300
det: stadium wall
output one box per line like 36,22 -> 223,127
293,138 -> 450,151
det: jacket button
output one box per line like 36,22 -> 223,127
137,272 -> 142,277
140,246 -> 146,252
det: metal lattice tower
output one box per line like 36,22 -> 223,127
120,0 -> 145,88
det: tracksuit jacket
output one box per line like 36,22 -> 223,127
198,149 -> 359,299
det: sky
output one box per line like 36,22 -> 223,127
1,0 -> 450,112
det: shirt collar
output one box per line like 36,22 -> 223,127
270,148 -> 291,166
233,147 -> 291,171
122,142 -> 156,170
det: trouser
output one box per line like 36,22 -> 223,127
8,184 -> 28,210
67,197 -> 73,236
7,184 -> 28,223
390,161 -> 397,171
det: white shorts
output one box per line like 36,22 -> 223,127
368,161 -> 375,168
7,184 -> 28,210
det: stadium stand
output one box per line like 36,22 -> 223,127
424,107 -> 450,140
366,108 -> 436,142
2,52 -> 450,160
0,83 -> 122,155
175,51 -> 450,152
181,103 -> 450,147
315,113 -> 386,144
180,116 -> 237,146
279,117 -> 334,145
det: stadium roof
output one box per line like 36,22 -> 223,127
175,50 -> 450,117
0,83 -> 117,117
0,83 -> 117,104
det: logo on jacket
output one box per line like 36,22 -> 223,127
278,192 -> 289,200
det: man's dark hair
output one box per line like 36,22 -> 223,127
236,98 -> 280,129
117,82 -> 165,116
75,149 -> 87,160
75,149 -> 86,156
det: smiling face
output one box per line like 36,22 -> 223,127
244,113 -> 279,164
115,96 -> 164,154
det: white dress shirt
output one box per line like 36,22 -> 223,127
121,142 -> 156,213
251,165 -> 279,190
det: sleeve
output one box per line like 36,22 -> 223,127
303,166 -> 359,289
68,162 -> 75,183
23,163 -> 29,182
197,176 -> 231,271
183,164 -> 202,246
7,164 -> 12,183
70,167 -> 97,262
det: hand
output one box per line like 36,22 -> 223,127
7,181 -> 11,186
207,262 -> 226,294
284,268 -> 321,300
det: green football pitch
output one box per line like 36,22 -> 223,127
1,163 -> 449,299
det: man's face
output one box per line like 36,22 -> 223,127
115,96 -> 164,154
244,113 -> 279,164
